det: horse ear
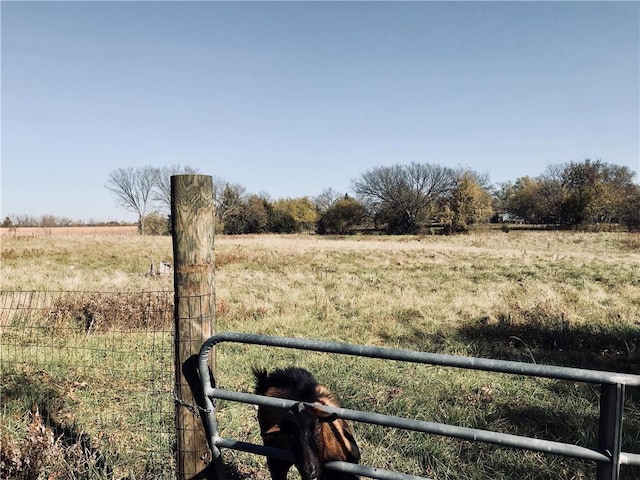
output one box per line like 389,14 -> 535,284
305,404 -> 338,422
263,423 -> 281,437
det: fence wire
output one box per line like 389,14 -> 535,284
0,290 -> 175,480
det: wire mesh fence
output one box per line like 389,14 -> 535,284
0,290 -> 176,479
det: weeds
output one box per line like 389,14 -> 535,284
49,292 -> 173,333
0,396 -> 113,479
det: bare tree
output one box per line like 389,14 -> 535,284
41,215 -> 58,228
353,162 -> 456,233
12,214 -> 38,227
314,188 -> 343,214
106,166 -> 158,234
153,165 -> 199,213
211,175 -> 228,213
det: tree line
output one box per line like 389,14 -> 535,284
1,215 -> 129,229
494,159 -> 639,228
98,159 -> 639,235
6,159 -> 637,234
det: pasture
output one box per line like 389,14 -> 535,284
1,230 -> 639,479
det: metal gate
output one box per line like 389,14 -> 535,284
197,332 -> 640,480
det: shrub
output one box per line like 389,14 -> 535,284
317,196 -> 369,235
139,212 -> 170,236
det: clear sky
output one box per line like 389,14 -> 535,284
1,1 -> 639,223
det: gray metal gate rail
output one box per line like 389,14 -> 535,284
197,332 -> 640,480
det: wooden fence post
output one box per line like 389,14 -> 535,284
172,174 -> 216,480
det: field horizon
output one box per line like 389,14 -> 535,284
0,225 -> 139,238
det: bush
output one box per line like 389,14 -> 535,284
139,212 -> 170,236
317,196 -> 369,235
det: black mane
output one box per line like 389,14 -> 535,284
253,367 -> 319,402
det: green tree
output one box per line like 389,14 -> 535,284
267,208 -> 297,233
621,184 -> 640,231
557,159 -> 636,227
492,182 -> 515,214
503,160 -> 637,228
317,196 -> 369,234
243,195 -> 269,233
506,176 -> 545,223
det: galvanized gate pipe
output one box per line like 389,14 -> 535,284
198,332 -> 640,480
209,388 -> 609,463
198,332 -> 640,387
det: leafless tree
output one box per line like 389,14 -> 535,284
353,162 -> 456,233
41,215 -> 58,228
211,175 -> 228,212
12,214 -> 39,227
106,166 -> 158,234
314,188 -> 343,214
153,165 -> 199,213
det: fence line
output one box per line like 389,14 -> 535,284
0,290 -> 175,479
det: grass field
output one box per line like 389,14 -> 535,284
1,230 -> 639,479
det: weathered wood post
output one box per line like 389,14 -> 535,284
172,174 -> 216,480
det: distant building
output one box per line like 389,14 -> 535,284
496,212 -> 524,224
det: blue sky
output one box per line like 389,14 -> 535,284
2,1 -> 639,223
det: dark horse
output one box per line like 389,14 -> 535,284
253,367 -> 361,480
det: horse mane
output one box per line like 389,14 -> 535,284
253,367 -> 320,402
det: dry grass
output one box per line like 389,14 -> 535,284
1,234 -> 173,291
0,226 -> 138,237
1,230 -> 640,479
2,230 -> 639,366
0,406 -> 114,479
212,233 -> 640,359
